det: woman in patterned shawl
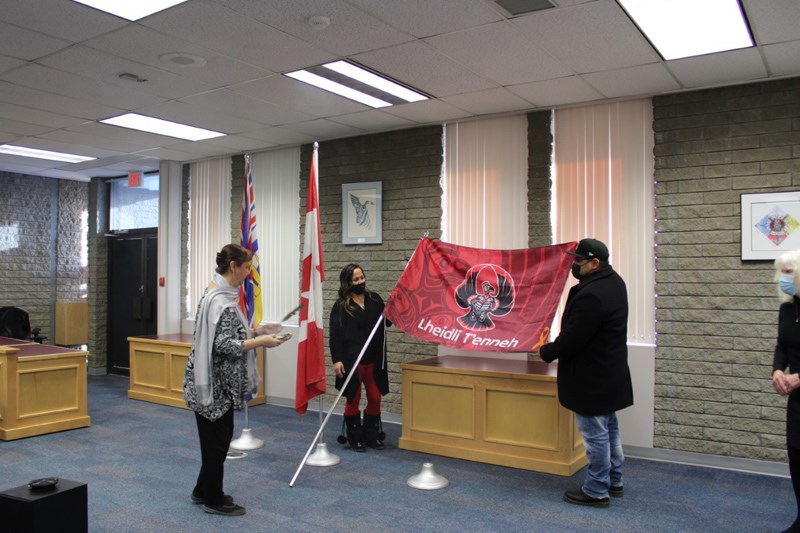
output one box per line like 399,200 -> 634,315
183,243 -> 286,517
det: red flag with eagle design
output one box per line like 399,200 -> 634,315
384,238 -> 576,353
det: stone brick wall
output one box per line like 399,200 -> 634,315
653,76 -> 800,461
87,177 -> 109,372
0,172 -> 91,351
298,127 -> 444,414
528,110 -> 553,247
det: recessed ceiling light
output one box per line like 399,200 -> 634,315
285,60 -> 428,108
158,53 -> 207,68
100,113 -> 225,141
71,0 -> 188,21
618,0 -> 753,60
0,144 -> 96,163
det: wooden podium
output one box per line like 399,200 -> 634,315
128,334 -> 266,409
0,340 -> 91,441
399,355 -> 586,476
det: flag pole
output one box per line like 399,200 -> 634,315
289,313 -> 384,487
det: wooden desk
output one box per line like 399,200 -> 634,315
0,343 -> 90,441
399,356 -> 586,476
128,334 -> 266,409
0,336 -> 36,346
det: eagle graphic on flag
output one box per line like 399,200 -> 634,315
384,238 -> 576,352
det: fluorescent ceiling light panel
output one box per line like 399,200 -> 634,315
285,70 -> 393,108
71,0 -> 188,21
100,113 -> 225,141
0,144 -> 96,163
618,0 -> 753,60
323,61 -> 428,103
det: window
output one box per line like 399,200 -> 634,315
109,173 -> 159,230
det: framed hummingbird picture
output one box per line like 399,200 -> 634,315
342,181 -> 382,244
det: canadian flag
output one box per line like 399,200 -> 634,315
295,143 -> 326,414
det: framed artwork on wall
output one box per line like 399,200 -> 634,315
741,191 -> 800,260
342,181 -> 382,245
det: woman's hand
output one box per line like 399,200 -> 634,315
259,334 -> 286,348
773,369 -> 793,396
333,361 -> 345,379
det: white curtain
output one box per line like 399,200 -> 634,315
187,157 -> 232,317
442,115 -> 529,248
250,147 -> 301,324
553,99 -> 655,343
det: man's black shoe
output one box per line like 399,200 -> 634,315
191,492 -> 234,505
563,488 -> 610,507
609,485 -> 624,498
202,502 -> 246,516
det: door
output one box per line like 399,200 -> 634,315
108,229 -> 158,375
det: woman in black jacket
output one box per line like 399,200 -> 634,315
330,263 -> 390,451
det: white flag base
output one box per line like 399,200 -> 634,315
305,442 -> 340,467
230,428 -> 264,450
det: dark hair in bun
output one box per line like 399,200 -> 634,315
215,243 -> 252,274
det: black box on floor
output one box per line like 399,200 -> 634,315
0,478 -> 87,532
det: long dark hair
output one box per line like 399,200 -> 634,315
337,263 -> 368,316
215,243 -> 252,274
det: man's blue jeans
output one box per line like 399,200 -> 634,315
575,412 -> 624,499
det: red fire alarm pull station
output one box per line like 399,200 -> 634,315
159,277 -> 165,287
128,171 -> 142,187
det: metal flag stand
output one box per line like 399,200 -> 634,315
229,400 -> 263,450
303,395 -> 340,467
289,314 -> 383,487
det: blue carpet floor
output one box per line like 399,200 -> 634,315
0,375 -> 795,532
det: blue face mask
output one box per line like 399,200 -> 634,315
780,273 -> 797,296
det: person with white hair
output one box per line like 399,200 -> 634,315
772,248 -> 800,533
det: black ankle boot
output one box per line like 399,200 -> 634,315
344,413 -> 366,452
363,413 -> 386,449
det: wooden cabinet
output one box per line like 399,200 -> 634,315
128,334 -> 265,409
0,341 -> 90,440
399,356 -> 585,476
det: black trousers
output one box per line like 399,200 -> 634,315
193,408 -> 234,506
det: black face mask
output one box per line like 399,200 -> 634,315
571,262 -> 584,280
351,283 -> 366,295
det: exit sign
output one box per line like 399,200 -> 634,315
128,171 -> 142,187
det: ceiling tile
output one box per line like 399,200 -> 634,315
0,22 -> 71,61
667,48 -> 768,89
0,80 -> 124,120
441,87 -> 534,115
126,100 -> 267,135
582,63 -> 681,99
328,110 -> 417,131
382,99 -> 472,123
353,41 -> 498,97
283,118 -> 367,139
218,0 -> 414,56
141,0 -> 334,72
762,42 -> 800,78
241,126 -> 317,146
0,101 -> 88,129
0,0 -> 127,42
508,75 -> 604,107
179,89 -> 316,126
425,21 -> 572,86
38,46 -> 219,101
744,0 -> 800,45
346,0 -> 503,38
230,75 -> 367,117
512,0 -> 659,73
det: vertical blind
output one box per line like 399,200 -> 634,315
250,147 -> 300,324
553,99 -> 655,343
442,115 -> 529,248
187,157 -> 232,317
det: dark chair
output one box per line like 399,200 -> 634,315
0,306 -> 32,340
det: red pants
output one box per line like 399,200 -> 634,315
344,363 -> 381,416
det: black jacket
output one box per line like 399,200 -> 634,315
773,298 -> 800,448
539,264 -> 633,416
329,292 -> 389,402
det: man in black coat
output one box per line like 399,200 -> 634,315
537,238 -> 633,508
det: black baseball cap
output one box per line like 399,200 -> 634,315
566,238 -> 609,262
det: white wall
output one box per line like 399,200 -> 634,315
618,343 -> 655,447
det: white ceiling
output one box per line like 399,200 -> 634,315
0,0 -> 798,181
